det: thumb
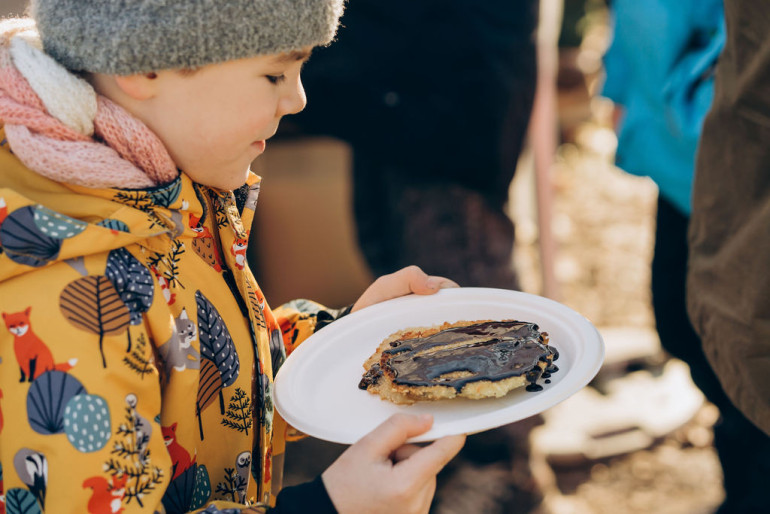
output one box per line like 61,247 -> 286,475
356,413 -> 434,458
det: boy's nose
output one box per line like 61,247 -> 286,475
280,77 -> 307,116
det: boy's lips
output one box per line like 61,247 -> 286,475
252,140 -> 266,153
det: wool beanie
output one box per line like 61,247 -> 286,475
29,0 -> 345,75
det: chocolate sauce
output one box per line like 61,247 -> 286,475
359,363 -> 382,389
361,320 -> 558,393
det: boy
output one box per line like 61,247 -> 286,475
0,1 -> 464,512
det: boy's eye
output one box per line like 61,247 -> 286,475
266,74 -> 286,85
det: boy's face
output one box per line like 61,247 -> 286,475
132,49 -> 311,190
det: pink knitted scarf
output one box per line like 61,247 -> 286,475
0,24 -> 178,189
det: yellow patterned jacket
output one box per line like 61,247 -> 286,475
0,127 -> 334,513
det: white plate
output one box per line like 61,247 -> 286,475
274,287 -> 604,444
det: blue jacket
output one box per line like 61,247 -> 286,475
602,0 -> 724,215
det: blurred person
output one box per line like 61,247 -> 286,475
271,1 -> 543,511
686,0 -> 770,508
603,1 -> 770,511
280,0 -> 539,291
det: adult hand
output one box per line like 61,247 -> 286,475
351,265 -> 459,313
321,414 -> 466,514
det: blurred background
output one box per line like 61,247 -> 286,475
1,1 -> 725,512
246,1 -> 725,512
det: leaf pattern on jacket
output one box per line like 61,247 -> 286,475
195,290 -> 240,440
105,248 -> 154,325
59,276 -> 131,367
0,206 -> 62,267
26,371 -> 86,435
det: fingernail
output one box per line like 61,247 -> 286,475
426,278 -> 441,289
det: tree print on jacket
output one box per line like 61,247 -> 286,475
26,371 -> 86,435
32,205 -> 87,239
220,387 -> 252,435
210,193 -> 230,230
147,179 -> 182,209
0,206 -> 61,267
96,218 -> 130,234
105,249 -> 154,352
161,465 -> 197,514
2,308 -> 77,382
63,394 -> 112,453
195,291 -> 240,440
146,240 -> 186,290
59,276 -> 131,367
112,191 -> 165,230
0,204 -> 88,268
214,452 -> 250,504
122,333 -> 154,379
190,466 -> 212,510
103,395 -> 163,508
4,487 -> 42,514
160,461 -> 213,513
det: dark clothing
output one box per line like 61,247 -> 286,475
352,157 -> 519,289
286,0 -> 538,284
273,475 -> 336,513
294,0 -> 537,203
654,197 -> 770,512
687,0 -> 770,437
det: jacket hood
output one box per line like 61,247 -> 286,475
0,129 -> 260,283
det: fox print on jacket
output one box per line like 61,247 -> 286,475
3,307 -> 77,381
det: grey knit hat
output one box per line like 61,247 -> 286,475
30,0 -> 345,74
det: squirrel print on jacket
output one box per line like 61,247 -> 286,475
157,309 -> 200,380
2,307 -> 77,382
162,422 -> 196,481
82,474 -> 127,514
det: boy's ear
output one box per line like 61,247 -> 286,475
113,73 -> 160,101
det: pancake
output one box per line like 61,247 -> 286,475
358,319 -> 559,404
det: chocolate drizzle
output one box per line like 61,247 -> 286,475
359,320 -> 558,393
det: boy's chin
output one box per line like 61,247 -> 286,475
186,167 -> 250,191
